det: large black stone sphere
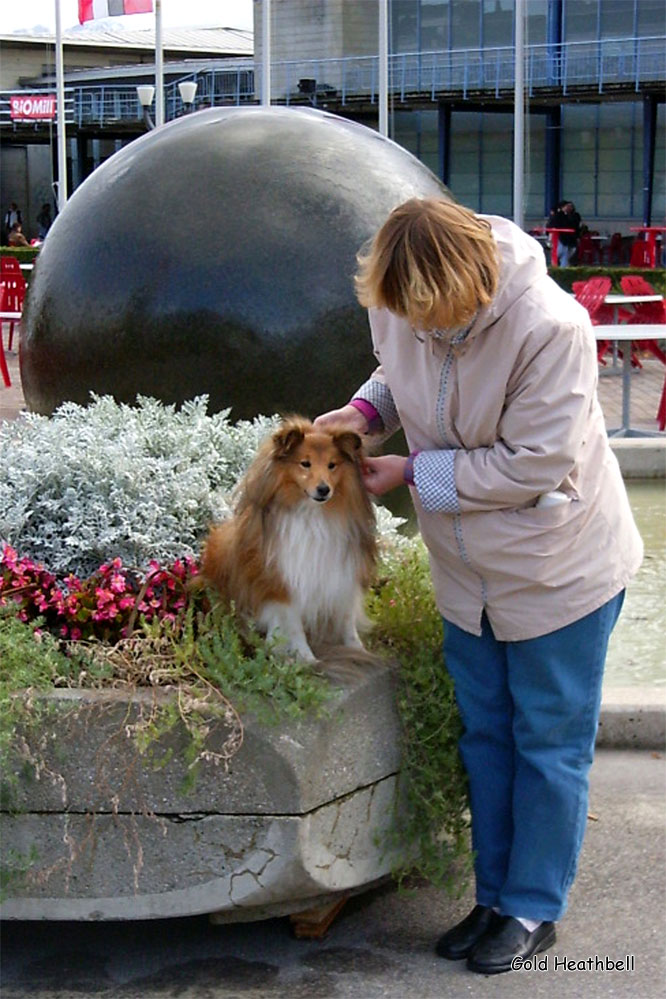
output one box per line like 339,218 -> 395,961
21,106 -> 449,418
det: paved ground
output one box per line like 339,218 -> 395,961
1,749 -> 664,999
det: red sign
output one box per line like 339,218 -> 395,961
10,94 -> 57,120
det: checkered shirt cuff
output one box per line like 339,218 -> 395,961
413,450 -> 460,513
351,378 -> 401,437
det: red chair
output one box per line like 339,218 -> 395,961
0,286 -> 11,388
0,256 -> 22,276
607,232 -> 624,265
619,275 -> 666,367
576,233 -> 598,265
0,264 -> 26,351
0,341 -> 11,387
620,275 -> 666,322
573,276 -> 613,324
0,256 -> 25,349
574,277 -> 638,367
629,239 -> 652,268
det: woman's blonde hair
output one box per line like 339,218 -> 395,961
355,198 -> 500,331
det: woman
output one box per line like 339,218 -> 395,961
36,203 -> 53,240
547,199 -> 581,266
315,198 -> 642,975
7,222 -> 29,247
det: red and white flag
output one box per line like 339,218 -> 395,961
78,1 -> 153,23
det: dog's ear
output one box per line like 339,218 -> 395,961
272,424 -> 305,458
333,430 -> 363,462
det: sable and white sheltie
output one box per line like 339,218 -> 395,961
200,417 -> 377,662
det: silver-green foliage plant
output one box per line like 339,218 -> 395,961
0,395 -> 278,577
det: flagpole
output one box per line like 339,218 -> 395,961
261,0 -> 271,105
54,0 -> 68,209
155,0 -> 164,126
513,0 -> 525,229
378,0 -> 388,136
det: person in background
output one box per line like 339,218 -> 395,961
36,203 -> 53,240
7,222 -> 29,247
314,197 -> 642,976
3,201 -> 22,244
547,200 -> 581,266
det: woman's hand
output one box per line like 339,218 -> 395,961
313,404 -> 368,434
361,455 -> 408,496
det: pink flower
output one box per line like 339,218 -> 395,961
1,548 -> 202,644
109,573 -> 127,594
1,545 -> 18,569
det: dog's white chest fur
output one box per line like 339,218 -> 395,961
260,502 -> 365,659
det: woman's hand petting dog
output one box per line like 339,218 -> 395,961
313,404 -> 369,435
361,454 -> 408,497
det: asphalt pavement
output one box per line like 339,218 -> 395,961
1,749 -> 664,999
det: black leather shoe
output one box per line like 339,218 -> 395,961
467,916 -> 556,975
435,905 -> 499,960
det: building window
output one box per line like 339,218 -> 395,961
448,110 -> 513,215
637,0 -> 665,37
451,0 -> 481,49
421,0 -> 450,51
560,101 -> 664,220
561,104 -> 598,218
482,0 -> 513,49
599,0 -> 635,40
525,113 -> 546,219
597,102 -> 635,217
653,103 -> 666,219
563,0 -> 600,42
392,109 -> 440,175
525,0 -> 548,45
392,0 -> 419,52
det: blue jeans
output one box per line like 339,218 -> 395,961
443,592 -> 624,922
557,240 -> 576,266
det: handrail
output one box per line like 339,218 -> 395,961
1,35 -> 663,129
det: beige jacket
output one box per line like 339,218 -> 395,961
361,215 -> 643,640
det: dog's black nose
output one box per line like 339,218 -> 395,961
315,482 -> 331,501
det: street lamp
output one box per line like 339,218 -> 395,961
178,80 -> 198,112
136,85 -> 156,130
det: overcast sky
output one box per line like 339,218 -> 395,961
0,1 -> 254,33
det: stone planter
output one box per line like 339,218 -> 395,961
0,660 -> 402,921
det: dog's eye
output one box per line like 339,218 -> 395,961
328,462 -> 336,470
300,460 -> 311,468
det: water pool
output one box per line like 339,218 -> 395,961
603,478 -> 665,688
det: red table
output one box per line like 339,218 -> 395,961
630,226 -> 666,268
546,228 -> 576,267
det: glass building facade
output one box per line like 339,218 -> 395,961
388,0 -> 665,223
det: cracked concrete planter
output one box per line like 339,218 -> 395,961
0,660 -> 403,921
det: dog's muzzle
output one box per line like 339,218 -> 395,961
312,482 -> 331,502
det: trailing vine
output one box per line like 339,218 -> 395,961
367,543 -> 471,892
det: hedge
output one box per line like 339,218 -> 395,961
0,246 -> 40,265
